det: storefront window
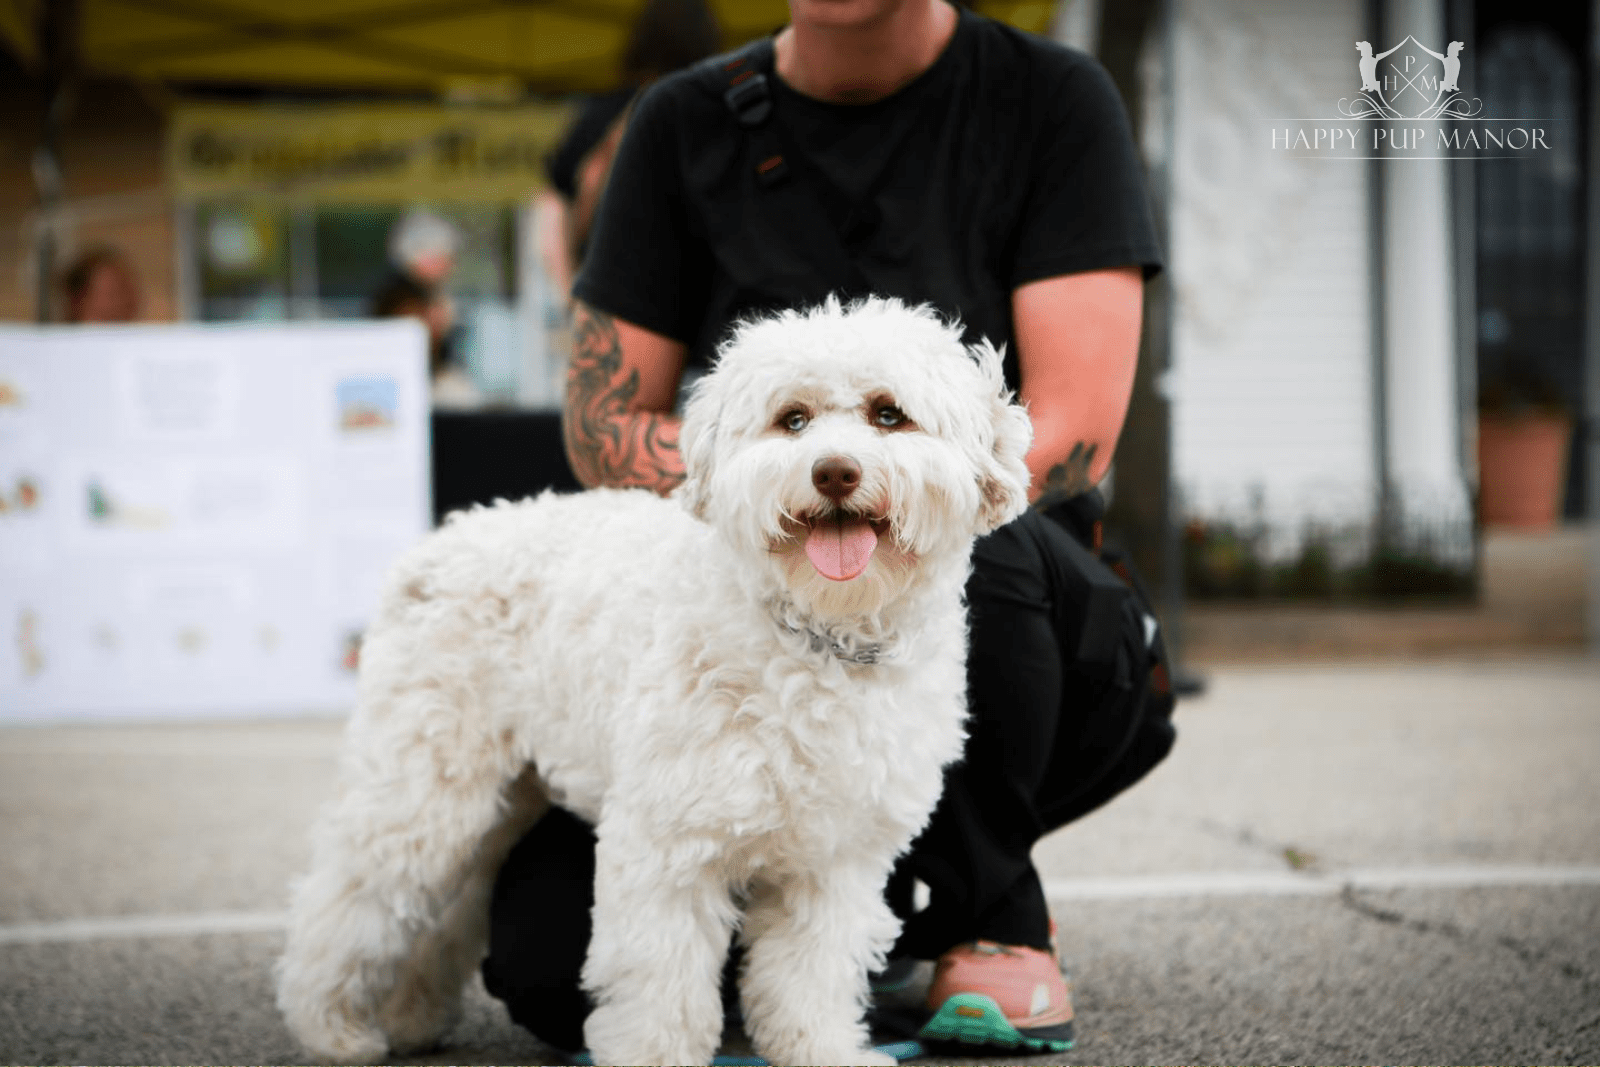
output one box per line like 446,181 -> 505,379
188,202 -> 555,408
312,206 -> 402,319
196,204 -> 291,322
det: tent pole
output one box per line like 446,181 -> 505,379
1587,0 -> 1600,654
33,0 -> 77,323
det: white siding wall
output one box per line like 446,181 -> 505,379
1169,0 -> 1375,546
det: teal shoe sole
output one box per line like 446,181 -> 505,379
918,992 -> 1075,1054
570,1040 -> 924,1064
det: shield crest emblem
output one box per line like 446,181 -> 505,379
1344,35 -> 1475,120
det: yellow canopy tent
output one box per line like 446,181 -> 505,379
1,0 -> 1054,94
1,0 -> 1056,318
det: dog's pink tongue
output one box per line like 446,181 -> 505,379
804,515 -> 879,581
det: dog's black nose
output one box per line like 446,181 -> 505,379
812,455 -> 862,502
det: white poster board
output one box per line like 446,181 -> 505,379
0,320 -> 430,722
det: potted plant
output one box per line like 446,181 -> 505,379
1476,368 -> 1572,529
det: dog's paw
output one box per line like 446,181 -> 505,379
300,1026 -> 389,1065
378,980 -> 464,1056
385,1030 -> 448,1058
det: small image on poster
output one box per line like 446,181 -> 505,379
83,467 -> 174,530
0,462 -> 51,566
0,470 -> 42,516
0,353 -> 54,554
15,605 -> 46,679
0,337 -> 49,442
336,377 -> 398,434
340,628 -> 363,673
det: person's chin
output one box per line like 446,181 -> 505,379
789,0 -> 912,31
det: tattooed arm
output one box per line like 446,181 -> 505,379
1011,267 -> 1144,508
562,300 -> 689,494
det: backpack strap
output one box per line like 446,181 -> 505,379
694,40 -> 872,295
703,39 -> 791,187
719,45 -> 793,187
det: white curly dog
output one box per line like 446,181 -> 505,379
276,297 -> 1033,1066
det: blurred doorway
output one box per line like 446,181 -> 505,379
1472,0 -> 1592,520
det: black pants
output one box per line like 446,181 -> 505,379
481,505 -> 1176,1050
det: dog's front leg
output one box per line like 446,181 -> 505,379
739,866 -> 901,1067
581,823 -> 735,1066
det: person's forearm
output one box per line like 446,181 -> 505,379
1020,348 -> 1136,508
561,304 -> 686,494
1012,268 -> 1143,508
1026,412 -> 1113,508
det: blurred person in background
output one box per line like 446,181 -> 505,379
372,210 -> 480,409
535,0 -> 723,302
59,246 -> 140,323
388,206 -> 460,291
482,0 -> 1177,1056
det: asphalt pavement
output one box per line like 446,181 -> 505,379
2,655 -> 1598,1065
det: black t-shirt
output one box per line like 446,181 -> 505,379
573,6 -> 1161,390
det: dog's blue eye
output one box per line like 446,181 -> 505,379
874,405 -> 907,428
781,410 -> 809,433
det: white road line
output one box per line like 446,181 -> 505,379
3,866 -> 1598,946
1043,864 -> 1600,901
0,910 -> 287,945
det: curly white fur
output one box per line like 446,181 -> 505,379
275,297 -> 1034,1066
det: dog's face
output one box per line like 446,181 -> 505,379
679,298 -> 1033,618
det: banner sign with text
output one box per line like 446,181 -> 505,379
167,103 -> 572,203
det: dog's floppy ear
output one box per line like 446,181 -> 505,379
968,340 -> 1034,533
676,369 -> 721,521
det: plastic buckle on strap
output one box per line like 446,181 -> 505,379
722,64 -> 787,185
755,152 -> 789,186
724,72 -> 772,128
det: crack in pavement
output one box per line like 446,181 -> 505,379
1196,818 -> 1325,872
1338,883 -> 1600,1000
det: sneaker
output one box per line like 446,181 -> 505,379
919,937 -> 1075,1053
